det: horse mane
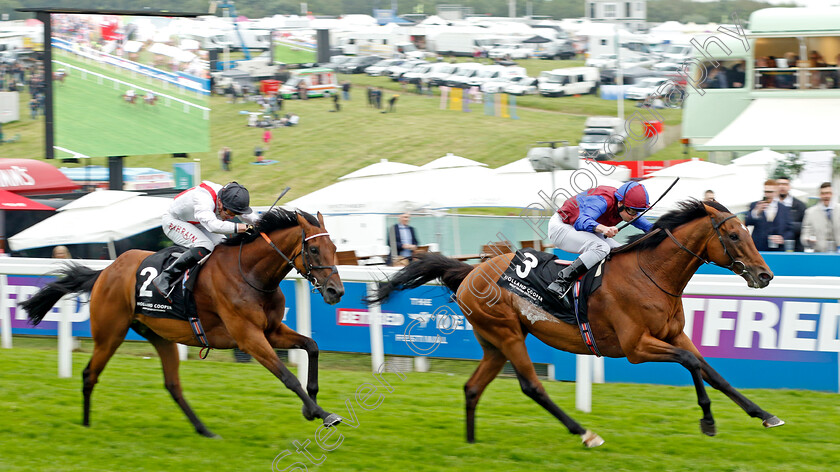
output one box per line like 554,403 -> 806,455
624,198 -> 731,251
220,207 -> 320,246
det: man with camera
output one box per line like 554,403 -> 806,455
745,179 -> 794,251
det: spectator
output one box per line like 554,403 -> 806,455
52,245 -> 72,259
704,190 -> 716,201
374,87 -> 382,109
387,94 -> 398,113
342,81 -> 351,100
387,212 -> 420,266
775,175 -> 806,251
219,146 -> 232,171
254,145 -> 264,163
263,129 -> 272,149
331,92 -> 340,112
745,179 -> 794,251
801,182 -> 839,253
726,63 -> 745,88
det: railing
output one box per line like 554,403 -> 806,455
754,66 -> 840,89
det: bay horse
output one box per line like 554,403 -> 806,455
19,208 -> 345,437
369,200 -> 784,447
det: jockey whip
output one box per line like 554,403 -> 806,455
617,177 -> 679,232
268,187 -> 292,212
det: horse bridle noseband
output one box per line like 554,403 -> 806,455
639,213 -> 749,297
238,227 -> 339,294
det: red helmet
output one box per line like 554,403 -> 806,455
615,182 -> 649,211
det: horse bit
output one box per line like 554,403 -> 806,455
639,213 -> 748,297
238,227 -> 339,294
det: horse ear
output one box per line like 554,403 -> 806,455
295,212 -> 310,228
316,211 -> 325,228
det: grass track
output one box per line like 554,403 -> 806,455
1,341 -> 838,472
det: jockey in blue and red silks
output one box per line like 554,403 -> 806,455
547,181 -> 654,309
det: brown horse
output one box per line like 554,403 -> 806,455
19,208 -> 345,437
369,200 -> 784,447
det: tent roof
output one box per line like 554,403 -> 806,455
494,158 -> 535,174
647,158 -> 734,179
522,35 -> 552,43
8,191 -> 171,250
731,148 -> 785,166
420,153 -> 488,170
698,98 -> 840,151
0,189 -> 55,211
338,159 -> 420,180
0,158 -> 81,195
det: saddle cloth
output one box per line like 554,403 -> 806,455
134,246 -> 203,321
495,248 -> 603,325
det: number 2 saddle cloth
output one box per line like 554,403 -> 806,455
495,248 -> 604,338
134,246 -> 204,322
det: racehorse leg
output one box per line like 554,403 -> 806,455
235,325 -> 340,427
267,323 -> 320,403
82,316 -> 131,427
671,333 -> 784,428
464,340 -> 506,443
503,339 -> 603,447
132,322 -> 217,438
626,333 -> 717,436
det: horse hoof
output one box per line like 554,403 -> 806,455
700,418 -> 717,436
581,430 -> 605,448
323,413 -> 342,427
763,416 -> 785,428
302,405 -> 317,421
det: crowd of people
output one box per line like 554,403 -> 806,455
744,177 -> 839,253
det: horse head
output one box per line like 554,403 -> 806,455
295,211 -> 345,304
704,202 -> 774,288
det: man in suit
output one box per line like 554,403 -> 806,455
776,176 -> 807,251
387,212 -> 419,266
745,179 -> 794,251
801,182 -> 840,253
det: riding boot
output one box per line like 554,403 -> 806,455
546,258 -> 588,311
152,247 -> 208,300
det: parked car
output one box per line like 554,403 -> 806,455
321,55 -> 352,69
365,58 -> 406,76
487,43 -> 532,60
533,40 -> 576,60
443,62 -> 484,88
466,64 -> 526,88
661,44 -> 693,64
538,67 -> 599,96
651,62 -> 688,85
502,75 -> 539,95
426,63 -> 459,86
578,128 -> 623,161
625,77 -> 673,100
337,55 -> 383,74
387,59 -> 427,81
585,53 -> 617,69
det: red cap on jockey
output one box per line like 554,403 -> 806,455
615,182 -> 650,211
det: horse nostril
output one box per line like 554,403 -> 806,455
759,272 -> 773,283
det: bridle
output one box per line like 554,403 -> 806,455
638,213 -> 751,297
238,226 -> 339,294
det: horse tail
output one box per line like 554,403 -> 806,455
367,253 -> 475,304
18,263 -> 102,326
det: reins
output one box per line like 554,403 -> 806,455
638,213 -> 746,297
237,224 -> 338,295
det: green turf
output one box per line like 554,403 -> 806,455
274,43 -> 318,65
0,340 -> 837,472
51,50 -> 209,158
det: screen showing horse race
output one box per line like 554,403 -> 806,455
50,13 -> 210,158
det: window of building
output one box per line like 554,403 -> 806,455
753,36 -> 840,89
694,60 -> 747,89
626,2 -> 632,18
603,3 -> 617,18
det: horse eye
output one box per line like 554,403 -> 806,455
310,246 -> 318,254
729,233 -> 739,242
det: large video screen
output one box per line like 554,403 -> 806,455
272,31 -> 318,65
50,14 -> 210,158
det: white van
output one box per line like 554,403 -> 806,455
465,64 -> 527,88
278,68 -> 338,99
538,67 -> 600,97
443,62 -> 484,88
426,63 -> 460,86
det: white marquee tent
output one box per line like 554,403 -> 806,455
9,190 -> 171,258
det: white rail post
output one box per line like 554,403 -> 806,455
593,356 -> 605,383
58,296 -> 73,378
177,344 -> 188,361
367,283 -> 385,372
294,278 -> 311,388
575,354 -> 592,413
1,274 -> 11,349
